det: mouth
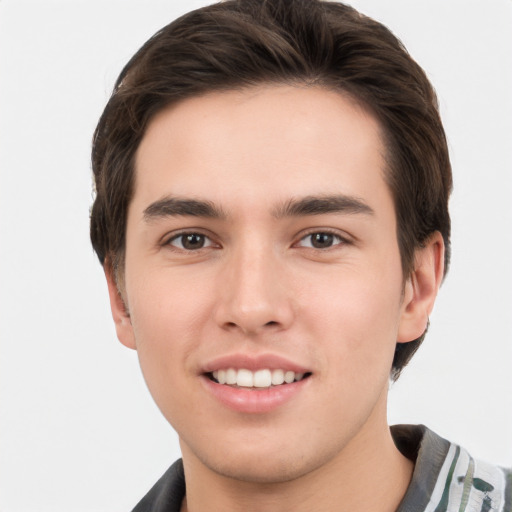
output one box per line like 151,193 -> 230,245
201,354 -> 313,412
206,368 -> 312,389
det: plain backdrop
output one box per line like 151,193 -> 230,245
0,1 -> 511,511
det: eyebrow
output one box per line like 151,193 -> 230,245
272,195 -> 374,218
143,197 -> 227,222
142,194 -> 374,222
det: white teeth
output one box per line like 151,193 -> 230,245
253,369 -> 272,388
271,369 -> 285,385
211,368 -> 308,388
226,368 -> 237,385
284,371 -> 295,384
236,369 -> 253,387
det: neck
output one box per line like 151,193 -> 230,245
180,400 -> 413,512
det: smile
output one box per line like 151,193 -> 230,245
210,368 -> 310,388
201,354 -> 312,412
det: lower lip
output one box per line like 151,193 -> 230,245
201,375 -> 310,414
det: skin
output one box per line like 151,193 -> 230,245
106,85 -> 444,512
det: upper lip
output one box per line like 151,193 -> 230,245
201,353 -> 311,374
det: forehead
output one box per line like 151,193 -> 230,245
133,85 -> 389,216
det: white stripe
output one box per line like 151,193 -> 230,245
424,444 -> 475,511
470,458 -> 507,512
424,443 -> 461,512
423,443 -> 508,512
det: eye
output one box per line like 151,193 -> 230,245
167,232 -> 214,251
297,232 -> 346,249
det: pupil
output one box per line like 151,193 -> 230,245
183,234 -> 204,249
312,233 -> 333,248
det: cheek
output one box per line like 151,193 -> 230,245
128,264 -> 213,339
301,265 -> 403,376
304,264 -> 403,332
125,268 -> 215,405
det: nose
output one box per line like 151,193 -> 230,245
214,242 -> 295,336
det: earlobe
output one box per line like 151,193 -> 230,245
104,261 -> 137,350
397,232 -> 445,343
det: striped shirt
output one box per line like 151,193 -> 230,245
132,425 -> 511,511
394,425 -> 511,512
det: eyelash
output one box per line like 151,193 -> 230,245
295,229 -> 349,250
164,231 -> 216,251
163,229 -> 349,252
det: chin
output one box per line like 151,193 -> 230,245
183,431 -> 344,485
204,453 -> 322,484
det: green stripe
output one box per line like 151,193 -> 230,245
458,456 -> 475,512
434,445 -> 461,512
504,469 -> 512,512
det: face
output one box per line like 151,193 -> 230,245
109,85 -> 433,483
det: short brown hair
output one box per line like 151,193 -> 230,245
90,0 -> 452,379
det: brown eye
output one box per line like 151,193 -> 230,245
311,233 -> 334,248
168,233 -> 212,250
298,232 -> 344,249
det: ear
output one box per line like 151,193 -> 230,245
104,261 -> 137,350
397,232 -> 445,343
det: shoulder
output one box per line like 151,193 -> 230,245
394,425 -> 512,512
131,459 -> 185,512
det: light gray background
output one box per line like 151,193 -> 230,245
1,1 -> 511,511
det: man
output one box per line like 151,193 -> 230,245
90,1 -> 511,510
